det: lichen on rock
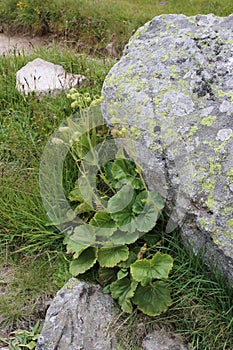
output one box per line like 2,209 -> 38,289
102,13 -> 233,284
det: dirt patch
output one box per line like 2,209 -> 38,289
0,34 -> 51,55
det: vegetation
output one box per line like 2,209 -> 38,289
58,107 -> 173,316
0,0 -> 233,55
0,1 -> 233,349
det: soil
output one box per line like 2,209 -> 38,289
0,33 -> 52,55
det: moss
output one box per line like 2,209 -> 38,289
201,115 -> 217,126
66,278 -> 79,291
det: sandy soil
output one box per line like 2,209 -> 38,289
0,34 -> 51,55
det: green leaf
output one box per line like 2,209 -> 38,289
142,231 -> 161,246
136,202 -> 159,233
132,191 -> 148,214
118,251 -> 137,268
90,211 -> 117,240
98,267 -> 118,285
112,158 -> 145,190
90,211 -> 116,228
110,230 -> 139,245
64,225 -> 95,258
132,281 -> 172,316
102,284 -> 111,294
117,269 -> 128,280
23,341 -> 37,349
103,161 -> 118,188
107,184 -> 134,213
95,226 -> 116,239
111,159 -> 136,180
148,191 -> 164,211
131,252 -> 173,285
111,206 -> 135,227
78,175 -> 95,208
75,201 -> 93,214
110,277 -> 138,313
68,184 -> 83,202
70,247 -> 98,276
98,246 -> 129,267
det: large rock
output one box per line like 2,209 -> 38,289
16,58 -> 86,95
102,14 -> 233,283
35,279 -> 118,350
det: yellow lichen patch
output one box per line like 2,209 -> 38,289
226,219 -> 233,228
208,160 -> 221,175
226,168 -> 233,183
206,193 -> 217,212
216,89 -> 233,99
202,178 -> 216,192
188,125 -> 198,137
201,115 -> 217,126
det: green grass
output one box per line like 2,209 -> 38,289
0,48 -> 115,342
0,252 -> 71,338
0,1 -> 233,348
114,231 -> 233,350
0,0 -> 233,55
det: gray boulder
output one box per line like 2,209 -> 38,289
16,58 -> 86,95
35,279 -> 118,350
142,331 -> 191,350
102,14 -> 233,283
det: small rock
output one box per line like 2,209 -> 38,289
35,278 -> 118,350
16,58 -> 86,95
142,330 -> 191,350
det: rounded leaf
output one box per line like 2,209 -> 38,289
90,211 -> 116,228
70,247 -> 98,276
132,281 -> 172,316
136,203 -> 159,232
98,245 -> 129,267
110,230 -> 139,245
131,252 -> 173,285
107,184 -> 134,213
132,191 -> 148,214
110,277 -> 138,313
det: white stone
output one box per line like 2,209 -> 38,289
16,58 -> 86,95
